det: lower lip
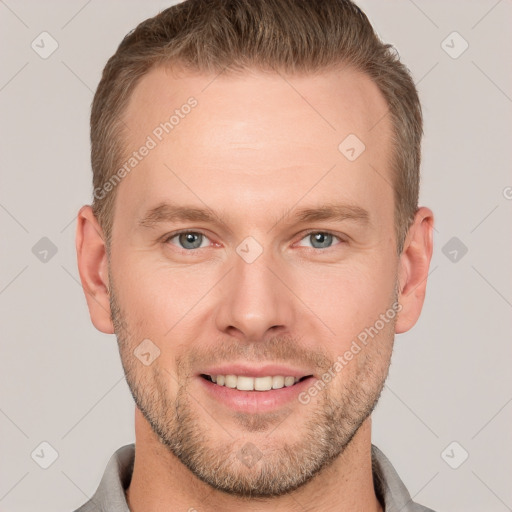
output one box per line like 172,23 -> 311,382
197,376 -> 315,413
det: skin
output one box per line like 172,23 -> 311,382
76,64 -> 433,511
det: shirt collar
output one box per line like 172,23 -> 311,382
78,443 -> 431,512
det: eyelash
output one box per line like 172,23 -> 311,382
162,229 -> 346,254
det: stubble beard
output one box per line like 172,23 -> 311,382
109,277 -> 396,498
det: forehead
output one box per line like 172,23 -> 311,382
124,64 -> 390,148
115,64 -> 393,229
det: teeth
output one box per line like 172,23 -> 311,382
284,376 -> 295,387
255,376 -> 273,391
272,375 -> 284,389
236,376 -> 254,391
207,374 -> 303,391
225,375 -> 237,388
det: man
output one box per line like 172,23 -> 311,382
75,0 -> 435,510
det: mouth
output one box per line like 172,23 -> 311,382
196,365 -> 317,413
200,373 -> 313,391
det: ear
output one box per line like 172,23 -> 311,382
75,205 -> 114,334
395,206 -> 434,334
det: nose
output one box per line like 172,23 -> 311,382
214,246 -> 297,342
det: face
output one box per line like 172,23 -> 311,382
107,65 -> 400,497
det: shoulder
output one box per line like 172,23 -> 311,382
371,444 -> 438,512
71,444 -> 135,512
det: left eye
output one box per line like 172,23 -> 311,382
297,232 -> 341,249
166,231 -> 211,250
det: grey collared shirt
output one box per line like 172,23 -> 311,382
74,443 -> 436,511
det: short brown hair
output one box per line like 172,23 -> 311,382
91,0 -> 422,253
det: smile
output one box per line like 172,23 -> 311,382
201,374 -> 311,391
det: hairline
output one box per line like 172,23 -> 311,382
101,60 -> 408,256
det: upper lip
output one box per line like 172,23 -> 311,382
199,364 -> 315,378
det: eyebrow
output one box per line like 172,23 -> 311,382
137,201 -> 370,230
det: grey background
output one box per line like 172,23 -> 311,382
1,1 -> 511,511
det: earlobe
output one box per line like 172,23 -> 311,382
395,207 -> 434,334
75,205 -> 114,334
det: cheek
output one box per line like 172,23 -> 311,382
113,253 -> 211,334
293,256 -> 397,345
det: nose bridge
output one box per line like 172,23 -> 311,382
214,242 -> 294,340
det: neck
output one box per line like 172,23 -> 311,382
126,407 -> 382,512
